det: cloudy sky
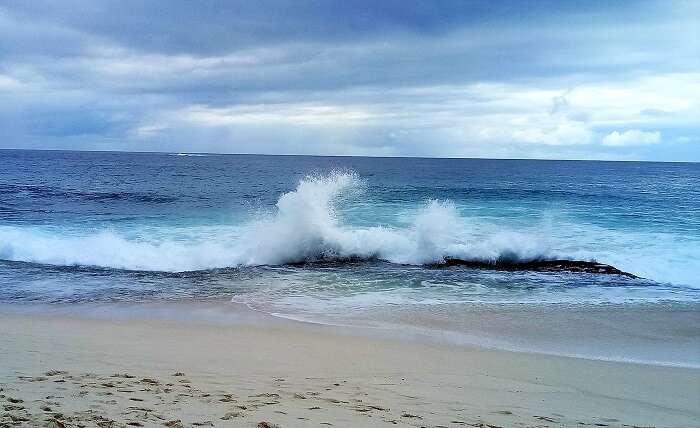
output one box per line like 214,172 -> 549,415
1,0 -> 698,160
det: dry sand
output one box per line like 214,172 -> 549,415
0,309 -> 698,428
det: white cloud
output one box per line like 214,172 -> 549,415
602,129 -> 661,146
511,120 -> 593,146
0,74 -> 23,91
178,103 -> 378,127
126,72 -> 698,156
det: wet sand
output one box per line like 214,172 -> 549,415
1,308 -> 698,428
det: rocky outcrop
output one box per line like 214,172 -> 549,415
437,258 -> 638,278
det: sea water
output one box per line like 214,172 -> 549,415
1,150 -> 698,364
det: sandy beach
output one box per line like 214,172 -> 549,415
1,306 -> 698,428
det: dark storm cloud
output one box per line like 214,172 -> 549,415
6,1 -> 641,55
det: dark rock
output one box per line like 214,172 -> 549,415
436,258 -> 638,278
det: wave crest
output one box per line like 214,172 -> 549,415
231,171 -> 550,266
0,172 -> 552,272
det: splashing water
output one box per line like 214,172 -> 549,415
0,171 -> 553,271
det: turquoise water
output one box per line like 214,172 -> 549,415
1,150 -> 698,312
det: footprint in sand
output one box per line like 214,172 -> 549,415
221,411 -> 243,420
3,404 -> 25,412
322,397 -> 347,404
218,393 -> 235,403
251,392 -> 281,399
111,373 -> 136,379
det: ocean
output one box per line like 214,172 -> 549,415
1,149 -> 698,364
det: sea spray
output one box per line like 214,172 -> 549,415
0,172 -> 553,271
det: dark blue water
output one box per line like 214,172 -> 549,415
1,149 -> 698,310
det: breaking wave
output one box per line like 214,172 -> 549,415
0,172 -> 554,272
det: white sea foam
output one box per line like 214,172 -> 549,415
0,228 -> 236,272
228,171 -> 550,266
0,172 -> 548,271
0,171 -> 698,289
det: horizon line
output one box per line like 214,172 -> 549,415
0,147 -> 697,164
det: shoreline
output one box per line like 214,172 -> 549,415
1,304 -> 699,427
3,300 -> 697,369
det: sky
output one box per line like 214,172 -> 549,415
1,0 -> 698,161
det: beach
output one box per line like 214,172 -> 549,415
1,304 -> 698,428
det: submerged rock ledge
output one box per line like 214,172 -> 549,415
288,257 -> 638,278
437,258 -> 639,278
